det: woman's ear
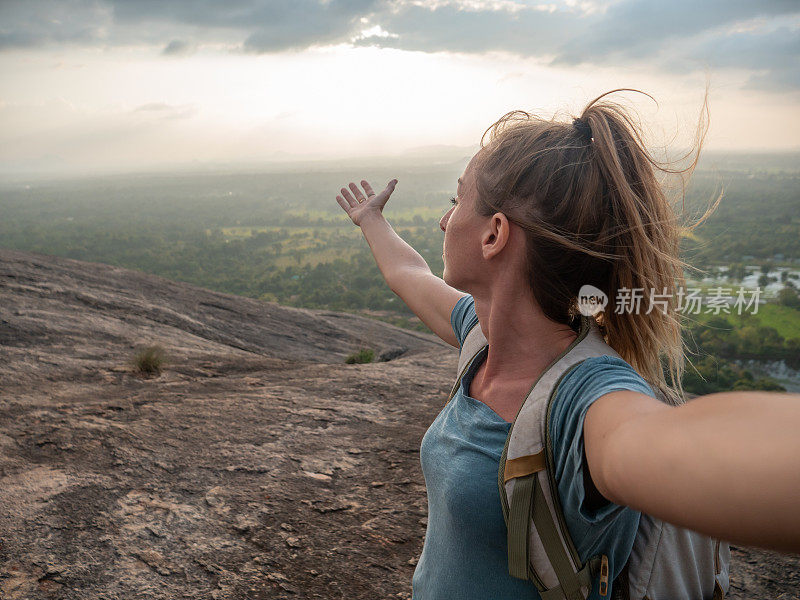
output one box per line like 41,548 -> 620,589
481,212 -> 511,260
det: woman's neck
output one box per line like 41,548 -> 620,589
470,287 -> 578,388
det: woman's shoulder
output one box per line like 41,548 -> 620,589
450,294 -> 479,348
550,355 -> 656,434
559,354 -> 655,398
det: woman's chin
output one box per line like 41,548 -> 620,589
442,271 -> 465,293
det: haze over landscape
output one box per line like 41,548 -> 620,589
1,0 -> 799,177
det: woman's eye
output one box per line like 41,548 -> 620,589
449,196 -> 457,206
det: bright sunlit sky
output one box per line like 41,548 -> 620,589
1,0 -> 798,176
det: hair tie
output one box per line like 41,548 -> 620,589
573,117 -> 593,142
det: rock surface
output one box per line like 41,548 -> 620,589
0,249 -> 797,599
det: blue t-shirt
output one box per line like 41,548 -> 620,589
411,295 -> 654,600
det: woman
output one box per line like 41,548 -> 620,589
335,89 -> 800,599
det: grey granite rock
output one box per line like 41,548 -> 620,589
0,249 -> 796,599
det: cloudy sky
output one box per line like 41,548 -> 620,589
0,0 -> 798,176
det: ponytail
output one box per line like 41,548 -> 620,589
474,89 -> 720,404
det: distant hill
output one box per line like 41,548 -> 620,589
0,250 -> 796,599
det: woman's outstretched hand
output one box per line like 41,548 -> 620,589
336,179 -> 398,227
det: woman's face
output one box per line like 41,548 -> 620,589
439,155 -> 486,290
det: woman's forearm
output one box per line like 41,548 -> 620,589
607,391 -> 800,552
358,210 -> 431,290
336,180 -> 463,346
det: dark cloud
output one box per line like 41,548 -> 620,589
0,0 -> 386,52
549,0 -> 798,66
162,39 -> 193,56
108,0 -> 377,29
0,30 -> 41,50
640,23 -> 800,93
689,26 -> 799,72
108,0 -> 385,52
240,0 -> 381,53
0,0 -> 112,49
353,4 -> 571,56
0,0 -> 797,92
716,27 -> 800,93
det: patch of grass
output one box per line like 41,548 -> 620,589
688,303 -> 800,341
132,345 -> 167,375
753,303 -> 800,339
345,348 -> 374,364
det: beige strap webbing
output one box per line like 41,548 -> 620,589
504,451 -> 546,483
446,323 -> 488,405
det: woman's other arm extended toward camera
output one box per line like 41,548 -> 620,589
585,389 -> 800,553
336,180 -> 466,348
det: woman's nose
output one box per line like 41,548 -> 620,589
439,209 -> 451,232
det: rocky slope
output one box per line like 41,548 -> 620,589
0,249 -> 797,599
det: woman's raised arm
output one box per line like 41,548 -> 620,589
336,179 -> 466,348
584,389 -> 800,553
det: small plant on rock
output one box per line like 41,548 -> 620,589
345,348 -> 374,364
132,345 -> 167,376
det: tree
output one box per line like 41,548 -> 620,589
727,263 -> 746,281
777,287 -> 800,309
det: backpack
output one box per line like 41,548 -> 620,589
447,314 -> 730,600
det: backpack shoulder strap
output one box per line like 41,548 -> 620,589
499,315 -> 621,599
445,322 -> 487,404
459,321 -> 487,373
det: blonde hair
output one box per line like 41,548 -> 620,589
474,89 -> 720,405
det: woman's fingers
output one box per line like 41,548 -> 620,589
337,179 -> 397,216
361,180 -> 375,198
335,195 -> 351,213
340,187 -> 358,207
381,179 -> 397,194
348,182 -> 366,203
376,179 -> 398,204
